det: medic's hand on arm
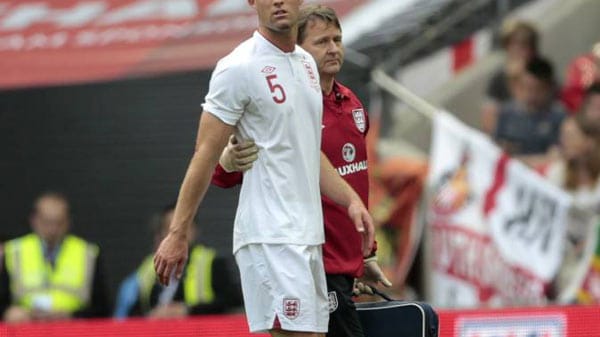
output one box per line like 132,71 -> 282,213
154,61 -> 247,286
318,153 -> 375,256
219,135 -> 259,173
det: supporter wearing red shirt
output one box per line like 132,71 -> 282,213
561,43 -> 600,113
212,5 -> 390,337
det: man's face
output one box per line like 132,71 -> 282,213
31,197 -> 70,246
506,34 -> 535,62
300,18 -> 344,77
248,0 -> 303,33
518,72 -> 552,112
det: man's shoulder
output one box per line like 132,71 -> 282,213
213,37 -> 256,74
295,45 -> 312,57
5,233 -> 35,247
295,45 -> 318,66
64,235 -> 100,256
335,81 -> 363,105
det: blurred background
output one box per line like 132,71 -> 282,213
1,0 -> 600,336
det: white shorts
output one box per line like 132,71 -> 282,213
235,243 -> 329,334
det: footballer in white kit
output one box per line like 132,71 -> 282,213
203,31 -> 328,333
153,1 -> 374,335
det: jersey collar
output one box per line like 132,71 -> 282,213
253,31 -> 298,56
325,81 -> 351,102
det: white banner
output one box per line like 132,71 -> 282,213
428,111 -> 571,307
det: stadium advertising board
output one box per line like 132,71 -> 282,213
456,314 -> 566,337
0,0 -> 367,88
2,307 -> 600,337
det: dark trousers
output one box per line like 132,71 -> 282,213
326,274 -> 365,337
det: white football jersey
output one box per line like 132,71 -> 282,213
203,31 -> 324,253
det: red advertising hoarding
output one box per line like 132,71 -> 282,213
0,0 -> 367,89
2,306 -> 600,337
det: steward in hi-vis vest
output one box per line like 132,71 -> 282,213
0,192 -> 110,323
117,204 -> 240,318
138,245 -> 216,311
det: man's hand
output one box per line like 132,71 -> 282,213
353,256 -> 392,296
347,199 -> 375,257
362,256 -> 392,288
3,306 -> 31,324
219,135 -> 259,173
154,232 -> 189,286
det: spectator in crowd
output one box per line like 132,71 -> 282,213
561,41 -> 600,113
482,19 -> 540,134
0,192 -> 110,323
581,82 -> 600,127
120,204 -> 239,318
545,113 -> 600,301
546,113 -> 600,213
494,56 -> 566,165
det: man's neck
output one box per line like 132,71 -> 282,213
258,26 -> 296,53
321,75 -> 335,96
43,239 -> 60,253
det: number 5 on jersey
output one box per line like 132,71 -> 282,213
266,74 -> 287,104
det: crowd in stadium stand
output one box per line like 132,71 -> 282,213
479,20 -> 600,299
481,19 -> 600,215
1,18 -> 600,325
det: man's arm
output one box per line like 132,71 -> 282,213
154,112 -> 234,286
319,153 -> 374,256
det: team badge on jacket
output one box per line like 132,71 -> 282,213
283,298 -> 300,320
352,108 -> 366,132
328,291 -> 338,313
342,143 -> 356,163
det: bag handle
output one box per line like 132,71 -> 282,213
369,286 -> 395,302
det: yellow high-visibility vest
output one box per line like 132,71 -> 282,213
4,233 -> 98,313
138,245 -> 216,312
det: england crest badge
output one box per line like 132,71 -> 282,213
352,109 -> 366,133
283,298 -> 300,320
328,291 -> 338,313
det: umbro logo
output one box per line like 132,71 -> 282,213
261,66 -> 276,74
